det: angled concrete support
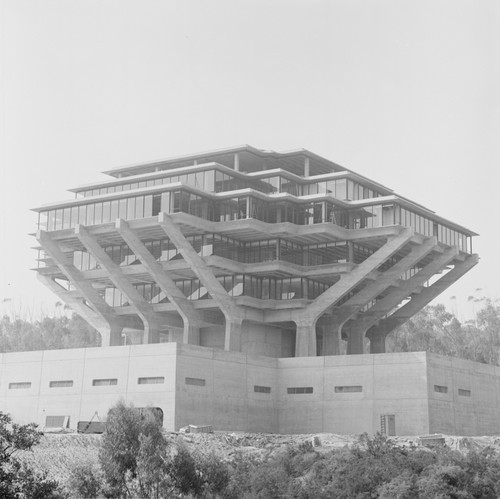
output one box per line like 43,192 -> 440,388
36,274 -> 123,346
295,318 -> 317,357
159,213 -> 245,351
116,219 -> 204,345
361,247 -> 459,323
326,237 -> 439,341
36,231 -> 123,345
375,254 -> 479,339
74,224 -> 170,344
303,228 -> 414,323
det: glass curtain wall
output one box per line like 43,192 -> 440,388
39,190 -> 471,253
102,274 -> 332,306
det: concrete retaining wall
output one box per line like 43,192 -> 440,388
0,345 -> 499,435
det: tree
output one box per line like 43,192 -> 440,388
0,312 -> 100,353
0,411 -> 62,498
387,301 -> 500,366
99,401 -> 170,498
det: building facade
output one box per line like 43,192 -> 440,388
1,344 -> 499,436
33,146 -> 478,357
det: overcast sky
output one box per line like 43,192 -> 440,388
1,0 -> 498,321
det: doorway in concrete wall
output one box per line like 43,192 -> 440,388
380,414 -> 396,436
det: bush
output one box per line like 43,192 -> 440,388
99,401 -> 170,498
0,411 -> 63,498
66,459 -> 104,498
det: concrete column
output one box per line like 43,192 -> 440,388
225,319 -> 243,351
346,332 -> 363,354
346,325 -> 366,355
184,323 -> 201,346
102,324 -> 124,347
304,157 -> 310,177
159,213 -> 246,351
143,322 -> 160,344
367,326 -> 387,354
321,324 -> 340,356
295,320 -> 317,357
234,153 -> 240,171
116,219 -> 204,346
74,224 -> 171,344
347,241 -> 354,263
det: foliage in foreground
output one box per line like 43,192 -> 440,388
63,401 -> 500,498
0,412 -> 63,498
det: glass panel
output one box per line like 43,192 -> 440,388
142,195 -> 151,217
110,201 -> 119,221
94,203 -> 103,224
102,202 -> 111,223
62,208 -> 71,229
54,209 -> 63,230
152,194 -> 162,216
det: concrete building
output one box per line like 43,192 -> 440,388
32,146 -> 478,356
10,145 -> 484,435
1,344 -> 500,436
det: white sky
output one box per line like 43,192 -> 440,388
0,0 -> 499,321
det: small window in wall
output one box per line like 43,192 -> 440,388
287,387 -> 313,394
45,415 -> 69,428
9,382 -> 31,390
458,389 -> 471,397
254,385 -> 271,394
335,385 -> 362,393
92,378 -> 118,386
50,380 -> 74,388
434,385 -> 448,393
138,377 -> 165,385
185,377 -> 205,386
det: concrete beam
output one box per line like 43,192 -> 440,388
265,228 -> 414,324
116,219 -> 206,345
158,213 -> 245,351
158,214 -> 241,317
333,237 -> 438,327
376,253 -> 479,337
36,274 -> 123,346
361,246 -> 459,324
306,228 -> 414,320
36,230 -> 120,333
74,224 -> 176,343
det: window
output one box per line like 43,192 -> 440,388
434,385 -> 448,393
138,377 -> 165,385
92,378 -> 118,386
185,377 -> 205,386
254,385 -> 271,394
9,382 -> 31,390
458,389 -> 471,397
49,380 -> 73,388
335,385 -> 362,393
287,387 -> 313,394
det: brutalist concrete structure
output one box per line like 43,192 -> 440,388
1,345 -> 499,436
32,146 -> 478,357
14,146 -> 490,436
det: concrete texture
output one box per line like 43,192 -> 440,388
1,344 -> 499,436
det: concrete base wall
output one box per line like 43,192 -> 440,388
427,354 -> 500,435
0,345 -> 499,435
